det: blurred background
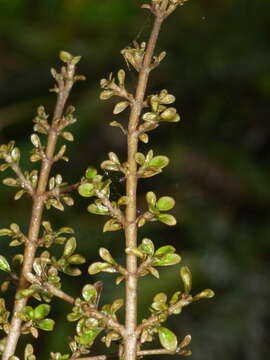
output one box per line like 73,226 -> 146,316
0,0 -> 270,359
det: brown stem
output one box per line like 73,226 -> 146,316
96,190 -> 125,225
2,64 -> 76,360
10,162 -> 34,196
75,348 -> 179,360
124,13 -> 163,360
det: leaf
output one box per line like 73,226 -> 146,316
82,284 -> 97,303
139,133 -> 149,144
146,191 -> 156,208
36,318 -> 55,331
0,255 -> 11,272
88,203 -> 109,215
149,156 -> 169,169
158,214 -> 177,226
3,178 -> 18,187
100,90 -> 115,100
88,262 -> 116,275
24,344 -> 35,360
155,245 -> 175,257
153,253 -> 181,266
125,247 -> 144,259
59,51 -> 72,63
63,237 -> 76,257
138,238 -> 155,256
158,327 -> 178,352
0,229 -> 13,236
68,254 -> 86,264
180,266 -> 192,293
193,289 -> 215,302
62,131 -> 74,142
99,248 -> 115,264
135,152 -> 145,166
179,335 -> 192,349
117,69 -> 125,85
154,293 -> 167,304
111,298 -> 124,313
85,167 -> 97,179
78,183 -> 95,197
103,219 -> 122,232
34,304 -> 51,320
157,196 -> 175,211
113,101 -> 129,115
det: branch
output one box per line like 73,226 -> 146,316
136,296 -> 192,337
75,348 -> 184,360
2,59 -> 78,360
26,277 -> 126,337
124,7 -> 165,360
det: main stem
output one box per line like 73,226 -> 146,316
2,77 -> 74,360
124,14 -> 163,360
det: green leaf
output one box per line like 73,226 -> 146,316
34,304 -> 51,320
103,219 -> 122,232
154,292 -> 167,304
146,191 -> 156,208
59,51 -> 72,63
24,343 -> 35,360
135,152 -> 145,166
77,328 -> 101,346
149,156 -> 169,169
138,238 -> 155,256
153,253 -> 181,266
36,318 -> 55,331
193,289 -> 215,302
125,247 -> 144,259
88,262 -> 116,275
157,196 -> 175,211
68,254 -> 86,264
111,298 -> 124,313
82,284 -> 97,303
62,131 -> 74,142
99,248 -> 115,264
0,255 -> 11,272
158,327 -> 178,352
0,229 -> 13,236
88,203 -> 109,215
158,214 -> 177,226
78,183 -> 95,197
155,245 -> 175,257
180,266 -> 192,293
85,167 -> 97,179
63,237 -> 76,257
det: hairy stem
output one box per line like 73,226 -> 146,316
2,67 -> 76,360
124,13 -> 163,360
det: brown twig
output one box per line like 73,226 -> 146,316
74,348 -> 180,360
136,296 -> 192,337
124,10 -> 164,360
2,62 -> 77,360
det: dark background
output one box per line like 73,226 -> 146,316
0,0 -> 270,359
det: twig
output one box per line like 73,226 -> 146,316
74,348 -> 180,360
124,9 -> 164,360
136,296 -> 192,337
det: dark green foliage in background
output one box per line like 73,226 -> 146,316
0,0 -> 269,359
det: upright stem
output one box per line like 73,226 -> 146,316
2,70 -> 75,360
124,14 -> 163,360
